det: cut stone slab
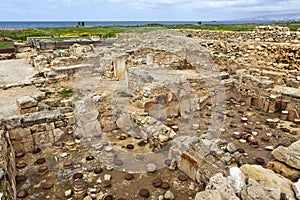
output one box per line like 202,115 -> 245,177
194,190 -> 222,200
240,164 -> 296,199
16,96 -> 37,109
272,140 -> 300,170
274,86 -> 300,99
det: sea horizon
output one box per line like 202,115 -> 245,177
0,20 -> 275,29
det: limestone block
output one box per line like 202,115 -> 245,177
53,128 -> 64,142
241,178 -> 281,200
272,140 -> 300,169
45,122 -> 55,131
54,120 -> 65,128
1,115 -> 22,130
59,107 -> 73,114
240,164 -> 295,199
33,130 -> 54,147
30,124 -> 47,134
22,110 -> 63,127
19,106 -> 38,115
194,190 -> 222,200
65,116 -> 75,126
60,99 -> 72,107
205,173 -> 239,200
292,179 -> 300,200
288,109 -> 300,121
266,161 -> 300,182
8,128 -> 31,140
227,167 -> 246,194
16,96 -> 37,109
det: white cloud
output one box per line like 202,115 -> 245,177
0,0 -> 299,21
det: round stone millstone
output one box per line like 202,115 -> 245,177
17,190 -> 28,198
139,189 -> 150,198
73,172 -> 83,179
113,159 -> 123,166
124,173 -> 134,181
152,178 -> 162,187
35,158 -> 46,165
178,174 -> 188,181
16,162 -> 27,169
32,147 -> 42,154
146,163 -> 157,173
38,165 -> 49,173
126,144 -> 134,149
94,167 -> 103,174
102,180 -> 111,188
15,151 -> 25,158
103,194 -> 114,200
41,182 -> 53,190
63,160 -> 73,168
255,157 -> 265,165
16,175 -> 27,182
86,155 -> 95,161
160,182 -> 170,189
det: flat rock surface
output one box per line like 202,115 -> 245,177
272,140 -> 300,170
0,58 -> 35,85
0,86 -> 42,117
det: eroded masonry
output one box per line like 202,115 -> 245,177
0,26 -> 300,200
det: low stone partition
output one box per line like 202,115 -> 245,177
179,27 -> 300,43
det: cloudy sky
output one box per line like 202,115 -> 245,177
0,0 -> 299,21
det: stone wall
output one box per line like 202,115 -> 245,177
0,130 -> 16,200
179,28 -> 300,43
0,98 -> 74,200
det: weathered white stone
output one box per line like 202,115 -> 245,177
272,140 -> 300,169
227,167 -> 246,194
164,190 -> 175,200
104,174 -> 111,181
64,189 -> 72,197
194,190 -> 222,200
16,96 -> 37,109
292,179 -> 300,200
205,173 -> 239,200
240,164 -> 295,199
241,178 -> 281,200
146,163 -> 157,172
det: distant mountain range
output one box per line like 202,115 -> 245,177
236,12 -> 300,22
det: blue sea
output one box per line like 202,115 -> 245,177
0,20 -> 268,29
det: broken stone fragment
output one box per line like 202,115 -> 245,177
292,179 -> 300,200
266,161 -> 300,182
194,190 -> 222,200
16,96 -> 38,109
241,178 -> 281,200
272,140 -> 300,170
205,173 -> 239,200
240,164 -> 295,199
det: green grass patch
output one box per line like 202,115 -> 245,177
0,41 -> 14,49
60,88 -> 73,98
0,21 -> 299,41
118,91 -> 133,98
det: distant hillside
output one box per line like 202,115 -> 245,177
237,12 -> 300,22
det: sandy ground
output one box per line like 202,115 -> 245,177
0,59 -> 41,117
0,58 -> 35,85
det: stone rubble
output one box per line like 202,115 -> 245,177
0,26 -> 299,200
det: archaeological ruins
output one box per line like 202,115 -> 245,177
0,26 -> 300,199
